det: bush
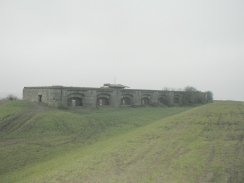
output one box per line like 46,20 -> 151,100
206,91 -> 213,102
0,94 -> 18,104
184,86 -> 198,92
182,86 -> 211,105
6,94 -> 18,101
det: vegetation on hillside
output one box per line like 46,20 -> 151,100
0,100 -> 190,182
0,100 -> 243,182
181,86 -> 213,106
0,94 -> 18,104
162,86 -> 213,106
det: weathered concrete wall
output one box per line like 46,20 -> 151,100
23,86 -> 209,108
23,88 -> 49,103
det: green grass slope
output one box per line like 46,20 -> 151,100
0,100 -> 190,182
1,101 -> 244,182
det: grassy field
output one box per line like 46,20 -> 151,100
0,100 -> 244,182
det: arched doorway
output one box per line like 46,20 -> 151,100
97,94 -> 110,106
67,93 -> 84,107
97,97 -> 109,106
121,97 -> 131,105
141,97 -> 149,105
68,97 -> 82,106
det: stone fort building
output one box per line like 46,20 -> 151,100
23,83 -> 210,108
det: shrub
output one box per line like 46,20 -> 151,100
6,94 -> 18,101
206,91 -> 213,102
0,94 -> 18,104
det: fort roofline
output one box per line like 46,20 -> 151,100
23,84 -> 210,108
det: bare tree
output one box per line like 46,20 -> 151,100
0,94 -> 18,104
6,94 -> 18,101
184,86 -> 198,92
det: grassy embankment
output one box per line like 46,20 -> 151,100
0,100 -> 244,182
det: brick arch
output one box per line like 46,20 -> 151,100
121,97 -> 131,105
97,93 -> 110,106
121,93 -> 133,98
67,93 -> 84,99
67,93 -> 84,106
141,97 -> 150,105
121,94 -> 133,105
141,94 -> 151,105
142,93 -> 151,98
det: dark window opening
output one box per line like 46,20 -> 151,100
68,98 -> 82,106
97,97 -> 109,106
141,97 -> 149,105
121,97 -> 131,105
38,95 -> 42,102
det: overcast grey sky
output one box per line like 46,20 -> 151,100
0,0 -> 243,101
